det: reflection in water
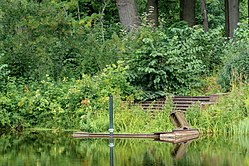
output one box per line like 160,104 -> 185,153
0,131 -> 249,166
110,137 -> 114,166
171,141 -> 189,160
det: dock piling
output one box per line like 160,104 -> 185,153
109,95 -> 114,137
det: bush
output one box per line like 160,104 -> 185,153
0,54 -> 10,91
186,85 -> 249,134
0,64 -> 8,79
218,24 -> 249,90
0,0 -> 123,81
125,26 -> 225,99
0,62 -> 137,129
80,98 -> 174,133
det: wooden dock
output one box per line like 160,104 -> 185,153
72,94 -> 224,143
72,129 -> 199,143
73,132 -> 157,139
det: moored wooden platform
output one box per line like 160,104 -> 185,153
72,132 -> 158,139
72,129 -> 199,143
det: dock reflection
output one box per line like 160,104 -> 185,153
109,137 -> 114,166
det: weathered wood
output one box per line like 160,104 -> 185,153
170,111 -> 190,129
129,93 -> 227,112
73,129 -> 199,144
171,142 -> 189,159
160,129 -> 199,143
73,132 -> 158,139
173,96 -> 210,101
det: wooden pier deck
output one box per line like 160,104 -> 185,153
72,94 -> 225,143
73,129 -> 199,143
73,132 -> 158,139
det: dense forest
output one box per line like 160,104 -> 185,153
0,0 -> 248,133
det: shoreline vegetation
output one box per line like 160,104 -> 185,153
0,83 -> 248,135
0,1 -> 248,135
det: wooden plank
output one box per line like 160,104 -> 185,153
173,98 -> 210,101
173,101 -> 196,104
73,129 -> 199,144
72,132 -> 158,139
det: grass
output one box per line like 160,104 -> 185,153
80,99 -> 174,133
186,84 -> 249,135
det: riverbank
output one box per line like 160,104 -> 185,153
0,78 -> 248,135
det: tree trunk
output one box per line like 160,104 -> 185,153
225,0 -> 239,38
200,0 -> 209,32
146,0 -> 158,27
180,0 -> 196,26
116,0 -> 140,30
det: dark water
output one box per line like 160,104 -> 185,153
0,131 -> 249,166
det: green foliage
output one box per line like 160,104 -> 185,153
198,0 -> 225,29
80,98 -> 174,133
189,76 -> 223,96
218,24 -> 249,90
0,131 -> 175,166
0,54 -> 10,91
126,26 -> 225,99
0,0 -> 229,97
0,0 -> 122,81
95,61 -> 138,99
2,131 -> 249,165
0,62 -> 137,129
1,0 -> 248,132
186,85 -> 249,134
239,0 -> 249,23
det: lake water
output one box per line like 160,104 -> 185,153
0,131 -> 249,166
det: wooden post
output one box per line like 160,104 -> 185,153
225,0 -> 239,37
170,111 -> 190,129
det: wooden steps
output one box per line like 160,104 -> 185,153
172,96 -> 213,112
133,94 -> 226,112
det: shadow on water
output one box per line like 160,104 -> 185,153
0,131 -> 249,166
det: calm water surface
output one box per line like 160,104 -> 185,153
0,131 -> 249,166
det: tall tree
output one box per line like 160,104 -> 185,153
200,0 -> 209,32
116,0 -> 140,30
180,0 -> 196,26
146,0 -> 158,27
225,0 -> 239,37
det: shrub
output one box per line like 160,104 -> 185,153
0,53 -> 10,91
0,0 -> 123,81
80,98 -> 174,133
186,85 -> 249,134
126,26 -> 225,99
218,24 -> 249,91
0,61 -> 138,129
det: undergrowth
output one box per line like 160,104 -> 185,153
186,85 -> 249,135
